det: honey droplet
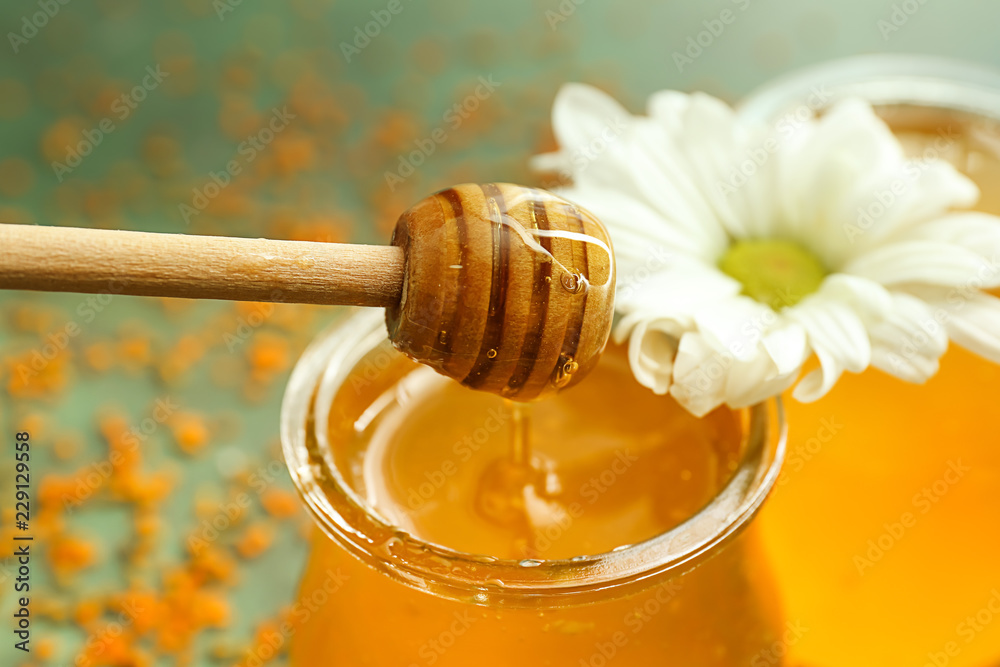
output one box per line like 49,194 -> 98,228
560,271 -> 588,294
383,536 -> 405,556
552,354 -> 579,388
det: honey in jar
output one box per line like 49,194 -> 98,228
281,310 -> 787,666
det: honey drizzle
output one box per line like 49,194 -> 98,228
507,400 -> 532,468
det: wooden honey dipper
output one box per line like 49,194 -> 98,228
0,183 -> 615,400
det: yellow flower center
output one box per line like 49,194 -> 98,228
719,239 -> 827,311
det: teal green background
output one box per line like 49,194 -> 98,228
2,0 -> 999,665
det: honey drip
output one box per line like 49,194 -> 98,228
473,401 -> 565,559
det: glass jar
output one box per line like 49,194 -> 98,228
739,55 -> 1000,666
281,308 -> 787,666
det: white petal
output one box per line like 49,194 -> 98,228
908,287 -> 1000,364
788,294 -> 872,372
871,348 -> 940,384
555,186 -> 714,264
771,99 -> 979,266
669,95 -> 753,234
849,160 -> 979,248
622,318 -> 683,395
792,343 -> 842,403
816,273 -> 892,324
669,332 -> 729,417
843,241 -> 1000,287
775,99 -> 904,263
906,212 -> 1000,268
529,150 -> 569,175
647,92 -> 776,240
787,293 -> 872,401
545,85 -> 645,197
717,129 -> 782,241
869,293 -> 948,383
550,83 -> 632,158
761,322 -> 809,375
622,138 -> 730,257
645,90 -> 690,135
724,355 -> 800,409
692,296 -> 776,363
615,261 -> 741,318
671,322 -> 804,411
546,87 -> 734,261
945,292 -> 1000,363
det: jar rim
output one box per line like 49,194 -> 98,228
738,53 -> 1000,124
281,309 -> 786,606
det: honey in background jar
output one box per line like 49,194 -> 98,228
766,109 -> 1000,667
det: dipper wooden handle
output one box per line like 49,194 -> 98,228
0,223 -> 404,307
0,183 -> 615,400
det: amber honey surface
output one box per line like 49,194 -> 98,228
289,344 -> 784,666
764,111 -> 1000,666
360,347 -> 741,560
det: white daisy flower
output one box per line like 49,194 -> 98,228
533,84 -> 1000,416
